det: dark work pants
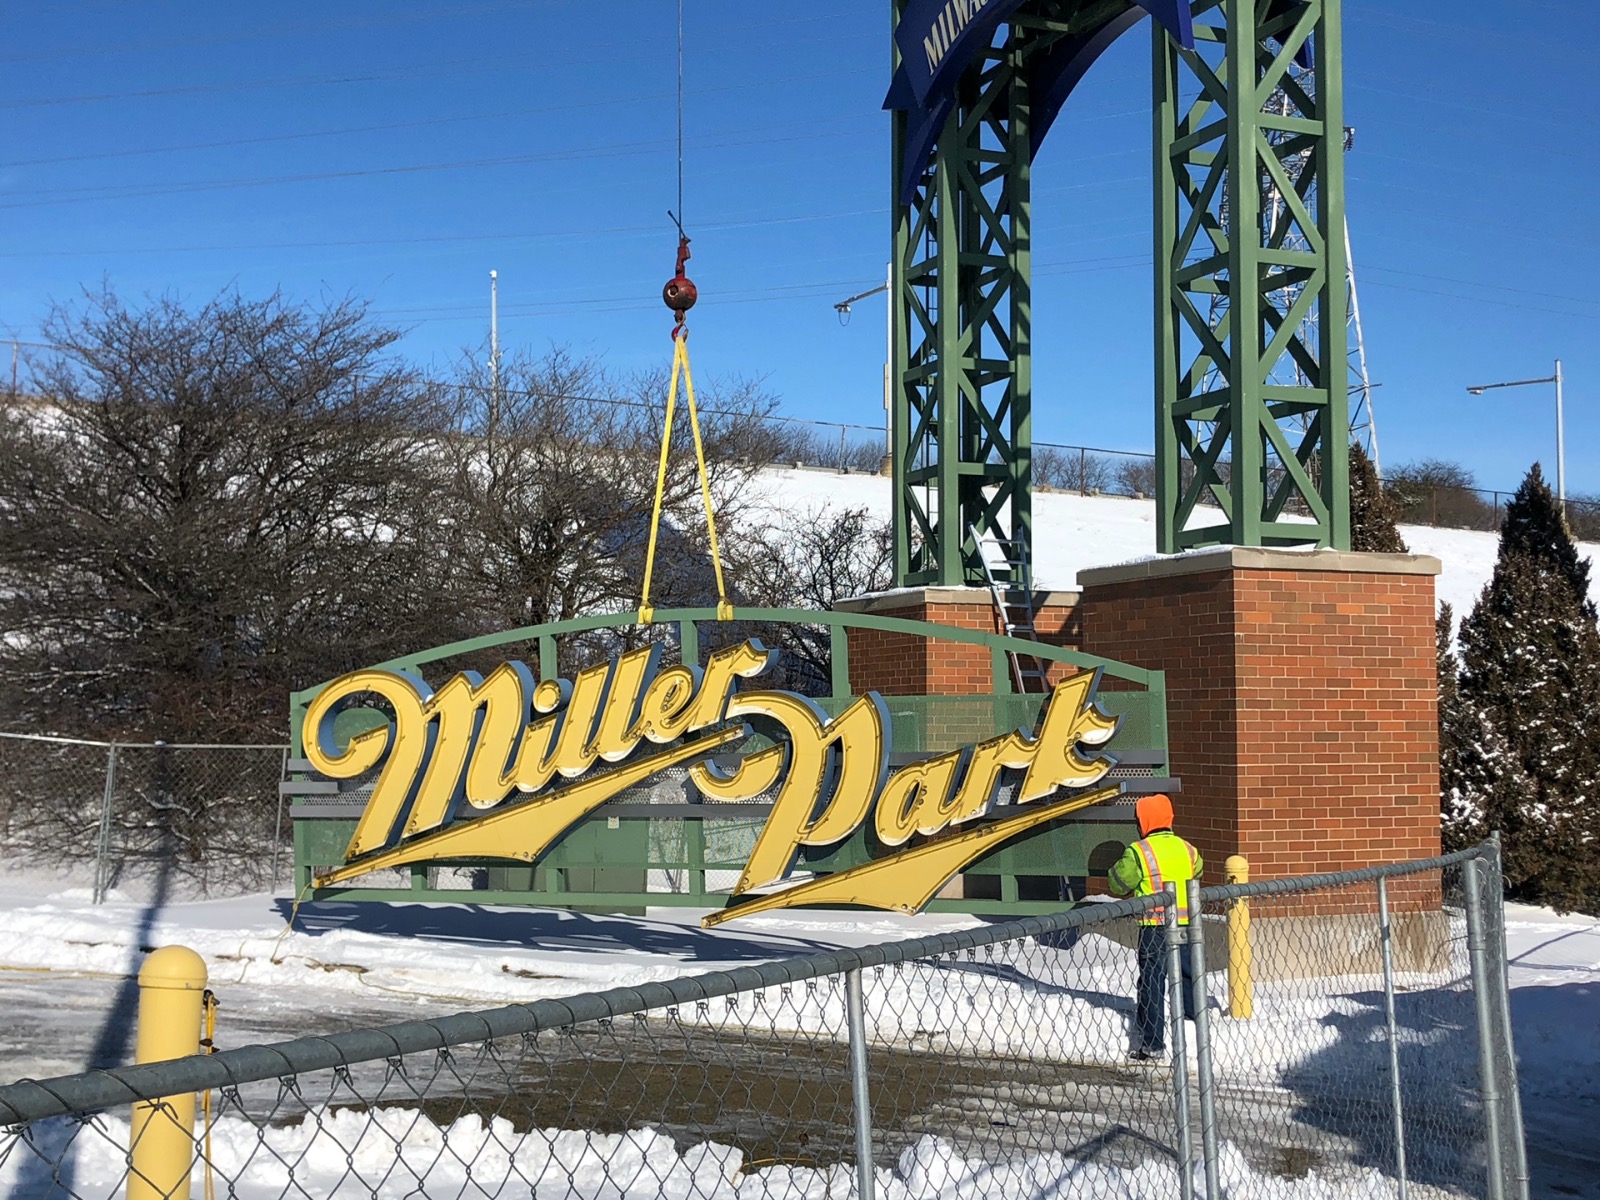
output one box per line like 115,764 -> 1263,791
1135,923 -> 1198,1052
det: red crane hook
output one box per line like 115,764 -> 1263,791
663,233 -> 697,338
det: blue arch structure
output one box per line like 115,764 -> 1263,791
886,1 -> 1192,204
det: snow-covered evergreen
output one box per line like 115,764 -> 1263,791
1456,466 -> 1600,913
1350,442 -> 1407,553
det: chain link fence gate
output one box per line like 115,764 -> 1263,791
0,734 -> 291,900
0,843 -> 1524,1200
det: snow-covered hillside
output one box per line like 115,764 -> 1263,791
744,466 -> 1585,622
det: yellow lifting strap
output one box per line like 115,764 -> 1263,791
200,988 -> 219,1200
638,330 -> 733,624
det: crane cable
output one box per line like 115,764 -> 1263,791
638,0 -> 732,625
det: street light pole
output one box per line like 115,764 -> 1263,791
834,263 -> 894,460
1556,359 -> 1566,515
1466,359 -> 1566,515
489,269 -> 500,400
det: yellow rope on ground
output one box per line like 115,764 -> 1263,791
638,330 -> 733,624
266,880 -> 313,966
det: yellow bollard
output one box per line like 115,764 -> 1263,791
1225,855 -> 1253,1019
129,946 -> 207,1200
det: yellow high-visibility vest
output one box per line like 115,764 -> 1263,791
1114,831 -> 1202,926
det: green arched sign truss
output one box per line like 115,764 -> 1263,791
287,608 -> 1169,916
889,0 -> 1350,586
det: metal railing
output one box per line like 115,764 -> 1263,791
0,841 -> 1525,1200
0,733 -> 290,903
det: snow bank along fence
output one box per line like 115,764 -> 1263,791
0,841 -> 1526,1200
0,733 -> 290,900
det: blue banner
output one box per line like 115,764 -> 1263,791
886,1 -> 1195,202
893,0 -> 1028,110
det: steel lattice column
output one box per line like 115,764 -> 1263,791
1154,0 -> 1349,551
892,12 -> 1037,589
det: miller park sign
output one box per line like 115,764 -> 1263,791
297,623 -> 1151,925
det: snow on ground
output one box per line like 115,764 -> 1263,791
743,466 -> 1600,621
3,880 -> 1594,1093
0,870 -> 1595,1197
0,1117 -> 1440,1200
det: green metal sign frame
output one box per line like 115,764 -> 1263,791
288,608 -> 1169,916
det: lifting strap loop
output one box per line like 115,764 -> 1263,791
638,331 -> 733,624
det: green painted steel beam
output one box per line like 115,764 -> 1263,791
891,4 -> 1051,588
290,605 -> 1168,697
1155,0 -> 1350,552
893,0 -> 1352,572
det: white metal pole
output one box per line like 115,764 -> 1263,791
882,260 -> 893,460
1555,359 -> 1565,515
1346,216 -> 1379,473
490,269 -> 500,400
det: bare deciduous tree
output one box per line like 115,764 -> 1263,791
436,349 -> 782,665
0,287 -> 464,744
730,505 -> 894,691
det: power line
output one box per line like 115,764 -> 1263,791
0,121 -> 876,211
2,20 -> 875,111
7,68 -> 877,171
1359,265 -> 1600,311
0,1 -> 549,65
0,207 -> 890,260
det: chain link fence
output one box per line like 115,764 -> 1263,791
0,734 -> 290,901
0,842 -> 1524,1200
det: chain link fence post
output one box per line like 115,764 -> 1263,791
1187,885 -> 1222,1200
1463,852 -> 1506,1200
844,966 -> 876,1200
1485,836 -> 1531,1200
92,742 -> 119,905
1164,883 -> 1195,1200
1377,875 -> 1409,1200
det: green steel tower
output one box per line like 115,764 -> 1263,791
887,0 -> 1350,586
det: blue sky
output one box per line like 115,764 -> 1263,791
3,1 -> 1595,499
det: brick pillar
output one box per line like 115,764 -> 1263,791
1076,548 -> 1442,881
833,587 -> 1080,695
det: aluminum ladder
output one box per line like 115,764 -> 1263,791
973,532 -> 1051,694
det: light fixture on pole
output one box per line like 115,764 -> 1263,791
1466,360 -> 1566,514
833,264 -> 893,460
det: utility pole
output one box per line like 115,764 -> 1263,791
489,270 -> 501,403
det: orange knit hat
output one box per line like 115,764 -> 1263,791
1136,793 -> 1174,836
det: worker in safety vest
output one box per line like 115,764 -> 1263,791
1107,793 -> 1203,1061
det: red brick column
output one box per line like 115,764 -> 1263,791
833,587 -> 1080,696
1076,549 -> 1442,881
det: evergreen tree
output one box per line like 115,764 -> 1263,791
1457,466 -> 1600,913
1500,463 -> 1594,620
1439,601 -> 1532,856
1350,442 -> 1407,553
1437,603 -> 1472,848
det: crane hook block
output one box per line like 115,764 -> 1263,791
663,234 -> 698,319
